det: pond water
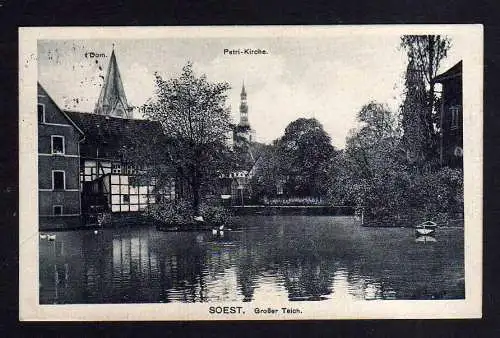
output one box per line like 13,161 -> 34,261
39,216 -> 464,304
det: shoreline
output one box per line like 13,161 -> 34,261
38,215 -> 464,232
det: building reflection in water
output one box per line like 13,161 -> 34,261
39,216 -> 464,304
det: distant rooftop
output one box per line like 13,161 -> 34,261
433,61 -> 462,83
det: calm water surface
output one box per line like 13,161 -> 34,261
39,216 -> 464,303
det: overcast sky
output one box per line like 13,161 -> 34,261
38,35 -> 466,148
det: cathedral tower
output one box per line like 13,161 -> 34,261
94,48 -> 132,118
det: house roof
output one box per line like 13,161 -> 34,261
65,110 -> 165,158
433,61 -> 462,83
38,83 -> 85,135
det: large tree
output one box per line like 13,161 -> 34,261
401,59 -> 428,167
337,102 -> 408,220
400,35 -> 451,166
248,143 -> 282,202
142,62 -> 233,213
275,118 -> 335,198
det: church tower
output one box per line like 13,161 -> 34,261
94,48 -> 132,119
235,82 -> 255,143
239,82 -> 249,127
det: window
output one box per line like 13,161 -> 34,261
112,163 -> 121,174
53,205 -> 63,215
276,183 -> 284,195
38,104 -> 45,123
51,135 -> 65,154
450,105 -> 461,130
122,194 -> 129,203
126,165 -> 136,174
52,171 -> 65,190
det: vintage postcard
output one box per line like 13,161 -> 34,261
19,25 -> 483,320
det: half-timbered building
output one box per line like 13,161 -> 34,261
65,111 -> 174,214
64,48 -> 174,215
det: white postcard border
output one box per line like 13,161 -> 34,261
19,25 -> 483,321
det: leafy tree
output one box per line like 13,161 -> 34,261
275,118 -> 335,198
400,35 -> 451,165
333,101 -> 463,224
230,124 -> 255,171
248,143 -> 282,202
401,59 -> 428,168
141,62 -> 233,213
334,102 -> 409,221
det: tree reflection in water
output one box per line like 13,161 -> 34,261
39,216 -> 464,304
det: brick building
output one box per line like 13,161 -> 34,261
38,83 -> 84,228
434,61 -> 463,168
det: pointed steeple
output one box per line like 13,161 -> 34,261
94,48 -> 132,118
241,81 -> 247,98
239,82 -> 249,127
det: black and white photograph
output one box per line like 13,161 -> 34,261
19,26 -> 482,320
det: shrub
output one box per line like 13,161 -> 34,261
408,167 -> 463,222
144,199 -> 194,226
144,198 -> 234,227
199,203 -> 233,227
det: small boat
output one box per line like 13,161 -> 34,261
415,220 -> 437,236
415,235 -> 437,243
47,234 -> 56,241
39,234 -> 47,240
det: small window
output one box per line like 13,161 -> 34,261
450,105 -> 461,130
122,194 -> 129,203
38,104 -> 45,123
276,183 -> 284,195
112,163 -> 121,174
126,165 -> 136,174
53,171 -> 65,190
51,135 -> 65,154
53,205 -> 63,215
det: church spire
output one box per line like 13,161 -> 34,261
239,82 -> 249,127
94,48 -> 132,118
241,81 -> 246,97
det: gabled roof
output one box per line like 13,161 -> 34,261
433,61 -> 462,83
94,50 -> 131,118
65,110 -> 164,158
37,82 -> 85,135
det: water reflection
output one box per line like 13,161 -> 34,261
39,216 -> 464,304
415,235 -> 437,243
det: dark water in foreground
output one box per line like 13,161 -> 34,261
39,216 -> 464,304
